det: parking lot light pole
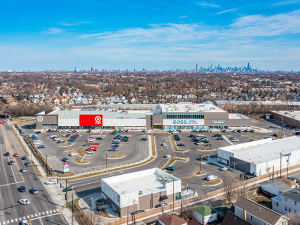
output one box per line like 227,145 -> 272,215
105,154 -> 108,172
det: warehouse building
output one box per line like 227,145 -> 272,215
35,102 -> 251,130
271,110 -> 300,130
217,136 -> 300,176
101,168 -> 181,216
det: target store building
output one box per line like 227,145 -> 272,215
35,102 -> 251,131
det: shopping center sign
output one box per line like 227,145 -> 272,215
172,120 -> 198,125
79,115 -> 103,126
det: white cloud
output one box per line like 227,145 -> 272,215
179,15 -> 187,18
196,2 -> 220,8
272,0 -> 298,6
42,27 -> 64,34
213,7 -> 239,15
60,21 -> 93,26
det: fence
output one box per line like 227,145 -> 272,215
104,163 -> 300,225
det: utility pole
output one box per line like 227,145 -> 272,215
173,178 -> 175,211
273,165 -> 274,180
281,116 -> 283,138
105,154 -> 108,172
65,178 -> 68,205
133,199 -> 136,223
280,153 -> 282,178
287,155 -> 290,177
46,154 -> 48,177
91,197 -> 93,224
127,206 -> 129,225
72,193 -> 74,225
200,156 -> 202,172
233,163 -> 236,174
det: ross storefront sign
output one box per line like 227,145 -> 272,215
172,120 -> 198,125
63,163 -> 69,173
79,115 -> 103,126
212,121 -> 225,125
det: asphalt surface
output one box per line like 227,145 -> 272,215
0,123 -> 66,225
34,132 -> 148,174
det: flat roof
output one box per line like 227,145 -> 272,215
159,102 -> 225,113
102,168 -> 179,196
219,136 -> 300,164
48,109 -> 148,120
272,110 -> 300,122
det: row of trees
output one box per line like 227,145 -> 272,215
3,105 -> 53,118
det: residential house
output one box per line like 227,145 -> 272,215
158,214 -> 187,225
221,211 -> 252,225
53,99 -> 60,105
61,99 -> 68,105
290,174 -> 300,183
188,218 -> 203,225
193,205 -> 217,224
234,197 -> 289,225
9,102 -> 18,106
272,189 -> 300,214
261,180 -> 293,197
279,178 -> 299,188
81,98 -> 88,104
31,98 -> 39,104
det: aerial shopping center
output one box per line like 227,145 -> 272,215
35,101 -> 251,131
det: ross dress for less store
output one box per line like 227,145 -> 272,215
35,102 -> 251,130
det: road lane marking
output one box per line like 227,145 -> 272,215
0,125 -> 24,182
30,212 -> 61,221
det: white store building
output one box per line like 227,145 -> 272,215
217,137 -> 300,176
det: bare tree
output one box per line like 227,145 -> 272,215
286,212 -> 300,225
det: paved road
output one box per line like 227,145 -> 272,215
0,123 -> 66,225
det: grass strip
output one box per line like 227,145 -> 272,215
203,179 -> 222,186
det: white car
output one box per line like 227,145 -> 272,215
220,167 -> 228,171
19,199 -> 30,205
86,151 -> 94,154
195,142 -> 203,145
45,179 -> 58,185
70,152 -> 78,156
162,143 -> 166,147
68,130 -> 72,133
172,131 -> 179,134
21,220 -> 29,225
87,138 -> 95,142
164,154 -> 171,158
33,140 -> 41,145
207,175 -> 218,181
231,139 -> 239,142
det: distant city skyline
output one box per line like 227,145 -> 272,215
1,0 -> 300,71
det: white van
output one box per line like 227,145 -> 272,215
33,140 -> 41,145
207,175 -> 217,181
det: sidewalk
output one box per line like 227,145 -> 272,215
78,193 -> 119,224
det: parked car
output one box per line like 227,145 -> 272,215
166,166 -> 175,171
177,143 -> 185,146
37,145 -> 45,149
108,148 -> 118,151
35,131 -> 41,134
45,179 -> 58,185
62,157 -> 69,162
220,167 -> 228,171
164,154 -> 171,158
162,143 -> 166,147
172,131 -> 179,134
205,144 -> 213,147
86,150 -> 94,154
195,141 -> 203,145
231,139 -> 239,142
68,139 -> 75,142
216,137 -> 224,140
207,175 -> 218,181
87,146 -> 97,151
96,137 -> 103,140
21,220 -> 29,225
155,203 -> 168,208
33,140 -> 41,145
62,186 -> 74,192
273,133 -> 279,137
213,134 -> 222,137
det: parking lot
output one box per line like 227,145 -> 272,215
33,131 -> 149,174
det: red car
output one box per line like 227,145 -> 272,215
0,121 -> 3,124
87,146 -> 97,151
72,130 -> 76,133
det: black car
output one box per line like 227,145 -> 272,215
177,143 -> 185,146
273,133 -> 278,137
122,138 -> 129,142
192,138 -> 200,142
190,134 -> 196,138
5,152 -> 10,156
96,137 -> 103,140
63,157 -> 69,162
35,131 -> 41,134
25,161 -> 31,166
213,134 -> 222,137
21,156 -> 27,160
202,139 -> 209,143
174,138 -> 181,141
111,132 -> 116,134
141,138 -> 147,141
20,185 -> 26,192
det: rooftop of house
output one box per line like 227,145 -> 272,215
263,180 -> 293,193
279,178 -> 298,187
193,205 -> 217,217
234,197 -> 285,225
159,214 -> 187,225
221,211 -> 252,225
281,189 -> 300,202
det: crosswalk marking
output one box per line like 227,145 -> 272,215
1,209 -> 60,224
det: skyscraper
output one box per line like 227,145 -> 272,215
196,64 -> 198,71
247,63 -> 250,70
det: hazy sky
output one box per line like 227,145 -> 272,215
1,0 -> 300,71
